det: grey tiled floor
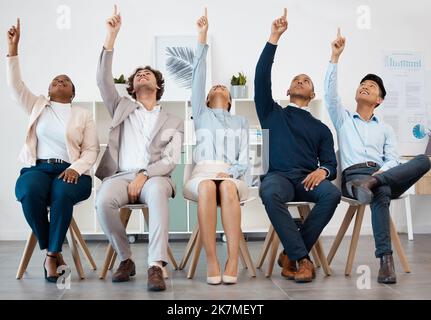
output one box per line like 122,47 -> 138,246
1,235 -> 430,300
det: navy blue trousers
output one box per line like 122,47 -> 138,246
342,154 -> 430,258
260,171 -> 341,261
15,163 -> 92,253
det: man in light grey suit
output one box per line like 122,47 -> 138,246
95,6 -> 184,291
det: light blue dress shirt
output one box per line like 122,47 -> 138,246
191,42 -> 249,179
324,62 -> 399,172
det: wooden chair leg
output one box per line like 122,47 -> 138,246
265,231 -> 280,278
314,239 -> 331,276
16,232 -> 38,279
390,216 -> 411,273
239,247 -> 247,269
167,246 -> 178,270
162,266 -> 169,279
310,246 -> 321,267
99,244 -> 115,279
345,205 -> 365,276
187,230 -> 202,279
108,250 -> 117,270
239,234 -> 256,277
70,218 -> 97,270
327,205 -> 358,264
180,223 -> 199,270
66,227 -> 85,279
256,225 -> 275,269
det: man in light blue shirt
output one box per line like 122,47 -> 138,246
324,28 -> 430,284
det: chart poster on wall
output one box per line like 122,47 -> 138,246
154,35 -> 212,101
380,51 -> 428,155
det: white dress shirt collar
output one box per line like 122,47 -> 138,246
288,102 -> 311,113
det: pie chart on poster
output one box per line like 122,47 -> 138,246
412,124 -> 427,139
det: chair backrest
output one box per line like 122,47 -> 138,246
333,150 -> 342,189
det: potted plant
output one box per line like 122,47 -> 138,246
114,74 -> 129,97
230,72 -> 248,99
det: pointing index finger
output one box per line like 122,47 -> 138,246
204,7 -> 208,18
283,8 -> 288,18
337,27 -> 341,38
114,4 -> 118,15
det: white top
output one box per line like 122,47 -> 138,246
289,102 -> 311,113
36,101 -> 71,162
118,104 -> 161,172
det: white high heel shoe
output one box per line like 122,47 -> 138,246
207,264 -> 222,285
222,274 -> 237,284
223,259 -> 238,284
206,274 -> 222,285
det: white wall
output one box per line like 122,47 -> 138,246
0,0 -> 430,239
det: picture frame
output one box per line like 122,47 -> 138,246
154,35 -> 212,101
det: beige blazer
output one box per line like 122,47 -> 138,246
96,49 -> 184,196
6,56 -> 100,176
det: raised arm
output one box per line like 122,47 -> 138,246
227,117 -> 250,179
254,9 -> 287,120
191,8 -> 209,120
6,18 -> 39,114
324,28 -> 348,129
96,5 -> 122,117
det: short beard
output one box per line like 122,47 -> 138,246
135,83 -> 156,96
289,92 -> 311,101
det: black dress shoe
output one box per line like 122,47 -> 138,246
346,176 -> 379,204
377,254 -> 397,284
44,254 -> 59,283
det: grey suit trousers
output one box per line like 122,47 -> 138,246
96,172 -> 173,265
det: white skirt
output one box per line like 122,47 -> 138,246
183,160 -> 249,202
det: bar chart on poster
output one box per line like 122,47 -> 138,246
380,51 -> 429,156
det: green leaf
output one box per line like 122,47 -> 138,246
231,72 -> 246,86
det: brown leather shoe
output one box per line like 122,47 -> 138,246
278,252 -> 297,280
346,176 -> 380,204
377,254 -> 397,284
294,259 -> 315,283
147,266 -> 166,291
112,259 -> 136,282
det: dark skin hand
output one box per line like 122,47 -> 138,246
302,168 -> 327,191
58,168 -> 80,184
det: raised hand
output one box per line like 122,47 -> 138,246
104,5 -> 121,50
107,5 -> 121,34
197,7 -> 209,44
331,28 -> 346,63
7,18 -> 20,56
269,8 -> 288,44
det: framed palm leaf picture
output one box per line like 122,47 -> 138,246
154,35 -> 212,101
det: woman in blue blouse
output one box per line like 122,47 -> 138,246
183,8 -> 249,285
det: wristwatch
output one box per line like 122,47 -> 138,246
318,166 -> 330,178
137,169 -> 148,177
